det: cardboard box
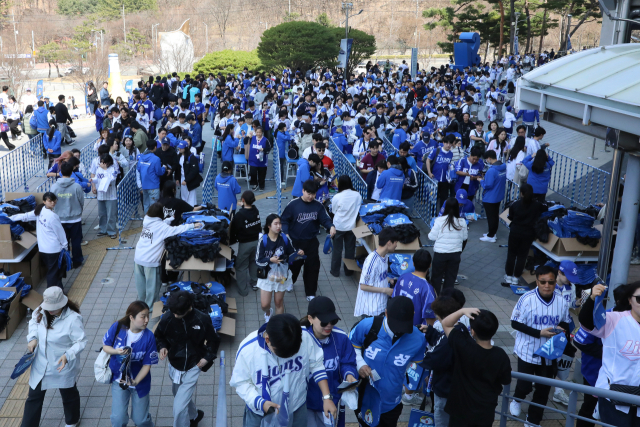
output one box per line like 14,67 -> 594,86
2,248 -> 43,286
165,244 -> 233,271
0,226 -> 38,260
500,209 -> 611,256
4,192 -> 45,205
353,219 -> 421,253
342,245 -> 369,273
0,288 -> 43,340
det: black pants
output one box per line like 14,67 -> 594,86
48,153 -> 60,170
483,201 -> 501,238
599,395 -> 640,427
290,237 -> 320,296
249,166 -> 267,189
356,402 -> 403,427
62,222 -> 83,267
576,378 -> 598,427
0,130 -> 10,147
7,118 -> 21,137
505,233 -> 535,278
437,181 -> 451,213
40,251 -> 63,288
513,357 -> 556,425
431,251 -> 461,294
331,230 -> 355,276
21,381 -> 80,427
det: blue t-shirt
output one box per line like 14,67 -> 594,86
102,322 -> 159,398
428,148 -> 453,182
392,273 -> 436,325
454,157 -> 485,196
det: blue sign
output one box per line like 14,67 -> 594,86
411,48 -> 418,80
338,38 -> 353,69
36,80 -> 43,99
125,79 -> 133,100
408,408 -> 435,426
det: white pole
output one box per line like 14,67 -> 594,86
203,23 -> 208,53
31,30 -> 34,67
12,13 -> 17,54
123,4 -> 127,44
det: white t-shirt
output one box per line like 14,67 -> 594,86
331,189 -> 362,231
302,146 -> 332,160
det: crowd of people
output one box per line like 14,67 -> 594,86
8,51 -> 640,427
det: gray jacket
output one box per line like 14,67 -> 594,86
51,177 -> 85,222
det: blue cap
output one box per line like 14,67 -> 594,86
456,189 -> 468,202
323,235 -> 333,254
320,107 -> 327,113
177,141 -> 188,149
534,333 -> 568,360
559,260 -> 579,283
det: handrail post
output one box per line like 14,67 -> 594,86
566,390 -> 578,427
588,137 -> 598,160
499,383 -> 510,427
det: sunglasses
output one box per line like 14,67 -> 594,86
537,280 -> 555,285
320,319 -> 339,327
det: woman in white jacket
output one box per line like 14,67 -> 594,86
22,287 -> 86,427
10,192 -> 68,288
133,202 -> 203,310
428,197 -> 468,293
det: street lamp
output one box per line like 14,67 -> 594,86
151,24 -> 159,62
202,22 -> 208,53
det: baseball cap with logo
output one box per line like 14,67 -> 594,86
456,189 -> 468,202
559,260 -> 579,283
307,296 -> 340,324
177,141 -> 188,149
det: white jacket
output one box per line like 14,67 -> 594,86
10,208 -> 67,254
428,216 -> 468,253
27,306 -> 86,390
134,216 -> 195,267
230,325 -> 328,417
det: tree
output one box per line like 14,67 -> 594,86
316,13 -> 332,27
283,12 -> 300,22
57,0 -> 99,15
37,42 -> 64,78
211,0 -> 232,48
257,21 -> 339,72
192,50 -> 262,75
96,0 -> 156,19
330,27 -> 376,76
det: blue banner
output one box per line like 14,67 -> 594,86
36,80 -> 43,99
411,48 -> 418,80
338,38 -> 353,70
84,82 -> 90,115
125,79 -> 133,99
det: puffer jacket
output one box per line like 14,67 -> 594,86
428,216 -> 467,253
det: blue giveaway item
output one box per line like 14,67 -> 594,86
58,249 -> 72,272
288,253 -> 307,264
533,333 -> 568,360
383,214 -> 412,227
593,289 -> 607,330
407,408 -> 435,426
185,215 -> 220,224
11,352 -> 36,379
209,304 -> 223,330
0,289 -> 16,301
510,284 -> 529,295
12,196 -> 36,211
404,362 -> 427,393
206,281 -> 226,301
323,235 -> 333,254
358,199 -> 407,217
388,254 -> 415,278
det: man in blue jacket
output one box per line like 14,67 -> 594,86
349,296 -> 426,427
480,150 -> 507,243
376,155 -> 404,201
292,154 -> 320,198
137,140 -> 166,213
187,114 -> 203,153
215,162 -> 242,212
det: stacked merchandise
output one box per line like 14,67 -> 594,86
0,196 -> 38,241
0,271 -> 32,333
164,230 -> 221,268
159,280 -> 228,331
545,261 -> 597,286
539,204 -> 603,247
359,199 -> 421,244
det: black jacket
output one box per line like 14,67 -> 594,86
154,307 -> 220,372
182,153 -> 203,192
157,146 -> 181,189
149,83 -> 164,107
366,169 -> 378,201
230,206 -> 261,244
55,102 -> 72,124
420,325 -> 454,398
508,199 -> 546,238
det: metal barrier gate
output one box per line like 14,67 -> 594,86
107,161 -> 142,250
328,137 -> 368,200
0,134 -> 45,200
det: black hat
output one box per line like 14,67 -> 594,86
387,296 -> 415,335
307,296 -> 340,324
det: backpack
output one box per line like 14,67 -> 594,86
29,113 -> 37,129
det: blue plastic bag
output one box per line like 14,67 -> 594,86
388,254 -> 415,278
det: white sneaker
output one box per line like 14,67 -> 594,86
524,416 -> 540,426
306,296 -> 315,301
401,392 -> 421,406
264,308 -> 273,323
509,400 -> 521,417
631,257 -> 640,265
479,236 -> 497,242
503,275 -> 513,285
482,233 -> 488,237
93,225 -> 100,230
552,390 -> 570,406
511,276 -> 520,285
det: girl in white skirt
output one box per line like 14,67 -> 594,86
256,213 -> 304,323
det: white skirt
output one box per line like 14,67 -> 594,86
256,271 -> 293,293
181,184 -> 197,206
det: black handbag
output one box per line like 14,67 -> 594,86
257,265 -> 270,279
609,384 -> 640,406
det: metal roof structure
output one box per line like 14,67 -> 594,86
516,44 -> 640,141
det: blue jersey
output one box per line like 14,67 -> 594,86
428,148 -> 453,182
454,157 -> 485,196
392,273 -> 436,325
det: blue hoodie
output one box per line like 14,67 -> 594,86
188,121 -> 202,148
215,173 -> 241,211
481,160 -> 507,203
523,154 -> 554,194
275,131 -> 290,159
221,135 -> 236,163
43,130 -> 62,155
376,166 -> 404,200
136,151 -> 166,190
392,128 -> 407,149
292,158 -> 313,198
34,106 -> 49,133
332,133 -> 349,154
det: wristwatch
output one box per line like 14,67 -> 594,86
322,394 -> 332,401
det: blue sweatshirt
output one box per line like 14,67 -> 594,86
248,136 -> 268,167
34,106 -> 49,133
376,166 -> 404,200
523,154 -> 554,194
221,135 -> 236,163
188,122 -> 202,148
43,130 -> 62,155
392,128 -> 407,149
281,197 -> 333,241
332,133 -> 349,154
305,326 -> 358,412
136,151 -> 166,190
275,131 -> 290,159
292,158 -> 313,198
215,173 -> 241,211
481,161 -> 507,203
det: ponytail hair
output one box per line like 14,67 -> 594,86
47,120 -> 57,140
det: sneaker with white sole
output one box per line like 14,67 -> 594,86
509,400 -> 521,417
524,416 -> 540,426
631,257 -> 640,265
306,296 -> 315,301
401,392 -> 421,406
502,275 -> 514,287
479,236 -> 497,243
94,225 -> 100,230
552,390 -> 570,406
264,308 -> 273,323
511,276 -> 520,285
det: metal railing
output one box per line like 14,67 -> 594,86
107,161 -> 142,250
328,137 -> 368,200
216,351 -> 227,427
273,143 -> 282,214
497,371 -> 640,427
547,148 -> 610,208
0,133 -> 46,200
202,137 -> 218,206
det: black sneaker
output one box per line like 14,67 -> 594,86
67,140 -> 75,146
190,410 -> 204,427
96,232 -> 107,237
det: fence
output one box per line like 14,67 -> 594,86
0,133 -> 46,200
202,138 -> 218,206
272,143 -> 282,214
546,148 -> 610,208
328,137 -> 368,200
216,351 -> 227,427
107,161 -> 142,250
497,371 -> 640,427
